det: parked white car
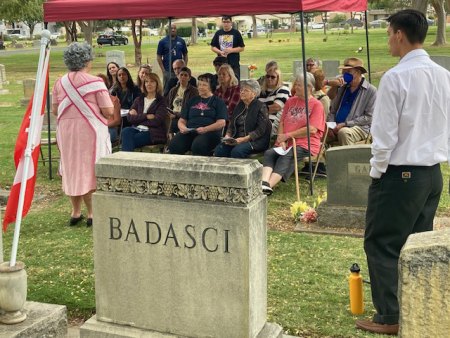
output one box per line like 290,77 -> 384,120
310,22 -> 325,29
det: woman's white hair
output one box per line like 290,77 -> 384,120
240,79 -> 261,97
63,42 -> 94,71
293,72 -> 315,90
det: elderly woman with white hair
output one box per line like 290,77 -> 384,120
214,79 -> 271,158
261,72 -> 325,195
52,42 -> 113,227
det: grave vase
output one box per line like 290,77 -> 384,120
0,261 -> 27,324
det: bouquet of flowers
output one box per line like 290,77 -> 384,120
248,64 -> 257,76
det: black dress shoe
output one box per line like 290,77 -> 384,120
356,319 -> 399,335
86,218 -> 93,227
69,215 -> 84,226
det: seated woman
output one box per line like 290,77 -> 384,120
121,73 -> 168,152
258,64 -> 291,136
168,73 -> 227,156
214,64 -> 240,121
106,61 -> 119,90
136,64 -> 152,93
97,73 -> 121,143
110,67 -> 141,128
214,79 -> 271,158
166,67 -> 199,134
261,73 -> 325,195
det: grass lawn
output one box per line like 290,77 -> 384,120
1,26 -> 450,337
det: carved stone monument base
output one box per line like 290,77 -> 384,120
81,316 -> 283,338
317,201 -> 366,229
399,228 -> 450,337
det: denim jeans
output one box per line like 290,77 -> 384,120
121,127 -> 152,152
214,142 -> 254,158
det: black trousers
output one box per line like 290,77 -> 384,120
168,131 -> 221,156
364,164 -> 442,325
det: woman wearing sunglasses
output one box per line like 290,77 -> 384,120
258,65 -> 290,136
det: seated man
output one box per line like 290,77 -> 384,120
163,59 -> 197,96
325,57 -> 376,145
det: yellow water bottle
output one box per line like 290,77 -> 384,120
349,263 -> 364,315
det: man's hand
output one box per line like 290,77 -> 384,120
333,123 -> 346,133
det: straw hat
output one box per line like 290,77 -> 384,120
338,57 -> 367,74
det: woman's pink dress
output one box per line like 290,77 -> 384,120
52,72 -> 112,196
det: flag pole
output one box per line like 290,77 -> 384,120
10,31 -> 51,267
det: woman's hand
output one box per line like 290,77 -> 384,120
196,126 -> 208,134
277,133 -> 289,144
280,141 -> 287,150
146,114 -> 155,120
128,109 -> 137,116
235,136 -> 248,144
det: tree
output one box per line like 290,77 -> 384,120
63,22 -> 78,43
78,21 -> 95,45
252,15 -> 258,38
411,0 -> 447,46
191,18 -> 198,45
131,19 -> 143,66
0,0 -> 44,36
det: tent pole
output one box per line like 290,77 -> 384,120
364,11 -> 371,83
44,21 -> 53,180
168,18 -> 172,83
299,12 -> 313,196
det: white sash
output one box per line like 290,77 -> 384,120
58,74 -> 111,162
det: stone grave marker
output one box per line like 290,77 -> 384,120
240,64 -> 250,80
322,60 -> 340,78
430,55 -> 450,71
21,78 -> 36,106
292,60 -> 303,77
105,50 -> 125,67
0,64 -> 6,84
80,152 -> 282,338
399,228 -> 450,337
317,145 -> 372,229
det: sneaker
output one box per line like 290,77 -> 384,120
261,181 -> 273,195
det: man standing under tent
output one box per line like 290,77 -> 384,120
157,24 -> 188,86
210,16 -> 245,80
357,9 -> 450,335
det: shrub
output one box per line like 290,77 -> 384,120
176,26 -> 192,37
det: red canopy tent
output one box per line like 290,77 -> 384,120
44,0 -> 367,21
43,0 -> 369,194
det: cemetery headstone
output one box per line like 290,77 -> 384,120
240,64 -> 250,80
292,60 -> 303,77
430,55 -> 450,71
20,78 -> 36,106
0,64 -> 6,84
105,50 -> 125,68
399,228 -> 450,337
80,152 -> 282,338
317,145 -> 372,229
322,60 -> 340,78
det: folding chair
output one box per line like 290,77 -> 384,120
300,123 -> 329,183
138,114 -> 172,154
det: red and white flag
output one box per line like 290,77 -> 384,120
2,57 -> 49,231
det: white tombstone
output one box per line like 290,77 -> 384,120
322,60 -> 340,78
240,64 -> 250,80
105,50 -> 126,68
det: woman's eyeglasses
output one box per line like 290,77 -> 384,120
265,74 -> 277,80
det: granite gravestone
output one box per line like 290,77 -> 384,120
20,79 -> 36,106
105,50 -> 125,68
399,229 -> 450,337
317,145 -> 372,229
322,60 -> 340,78
240,64 -> 250,80
80,152 -> 282,338
430,55 -> 450,71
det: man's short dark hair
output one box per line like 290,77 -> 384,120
222,16 -> 232,22
387,9 -> 428,45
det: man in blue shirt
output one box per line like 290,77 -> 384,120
326,57 -> 377,145
157,24 -> 188,86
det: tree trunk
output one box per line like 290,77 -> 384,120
350,12 -> 354,34
78,20 -> 94,45
291,15 -> 296,33
322,12 -> 328,36
430,0 -> 447,46
64,21 -> 77,43
131,19 -> 143,66
411,0 -> 428,13
252,15 -> 258,38
191,18 -> 197,45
